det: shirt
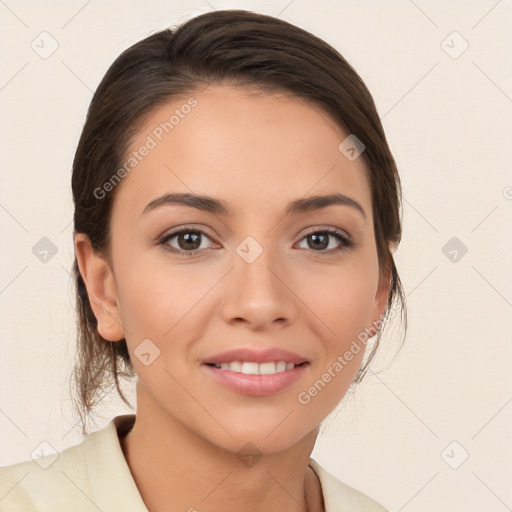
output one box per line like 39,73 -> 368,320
0,414 -> 389,511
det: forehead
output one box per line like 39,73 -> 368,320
113,84 -> 372,221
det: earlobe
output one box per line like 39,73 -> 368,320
370,269 -> 392,333
74,233 -> 125,342
370,243 -> 398,329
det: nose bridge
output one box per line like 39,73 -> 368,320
222,235 -> 297,327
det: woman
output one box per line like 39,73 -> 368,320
0,9 -> 405,511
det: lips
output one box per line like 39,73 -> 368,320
203,347 -> 308,366
202,363 -> 309,396
201,347 -> 310,396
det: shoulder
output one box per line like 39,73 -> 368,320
0,434 -> 92,512
309,459 -> 389,512
0,414 -> 144,512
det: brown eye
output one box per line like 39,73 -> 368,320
297,228 -> 353,254
306,233 -> 330,250
160,228 -> 217,256
175,232 -> 202,251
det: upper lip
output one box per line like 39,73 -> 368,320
203,347 -> 308,365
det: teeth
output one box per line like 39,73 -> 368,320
242,362 -> 260,375
229,361 -> 242,372
211,360 -> 300,375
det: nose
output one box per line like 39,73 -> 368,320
221,245 -> 299,330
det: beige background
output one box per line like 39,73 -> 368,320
1,1 -> 511,511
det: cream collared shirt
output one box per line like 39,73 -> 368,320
0,414 -> 389,511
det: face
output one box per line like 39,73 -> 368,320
78,84 -> 389,454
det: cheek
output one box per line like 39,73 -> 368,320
112,258 -> 212,389
300,255 -> 380,338
298,255 -> 380,388
112,244 -> 226,378
115,259 -> 214,338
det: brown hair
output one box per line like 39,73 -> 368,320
70,9 -> 406,435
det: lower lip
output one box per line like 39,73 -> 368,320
202,364 -> 309,396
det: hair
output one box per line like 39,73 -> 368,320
70,9 -> 406,435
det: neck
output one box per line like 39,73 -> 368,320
119,393 -> 324,512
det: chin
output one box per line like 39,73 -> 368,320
199,410 -> 320,456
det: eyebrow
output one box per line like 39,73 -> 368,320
141,192 -> 366,220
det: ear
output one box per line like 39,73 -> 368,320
369,253 -> 395,332
371,271 -> 391,327
74,233 -> 125,341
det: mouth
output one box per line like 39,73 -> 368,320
202,355 -> 310,396
201,346 -> 310,396
204,360 -> 308,375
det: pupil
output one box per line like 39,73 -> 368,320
309,233 -> 328,250
179,232 -> 201,250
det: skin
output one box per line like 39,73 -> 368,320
75,84 -> 391,512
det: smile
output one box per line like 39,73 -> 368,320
205,361 -> 305,375
202,362 -> 310,396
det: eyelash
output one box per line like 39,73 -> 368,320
158,225 -> 354,257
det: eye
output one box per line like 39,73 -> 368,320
159,227 -> 218,256
296,227 -> 353,254
158,225 -> 354,257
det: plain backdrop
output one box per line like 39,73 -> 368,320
1,1 -> 511,511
